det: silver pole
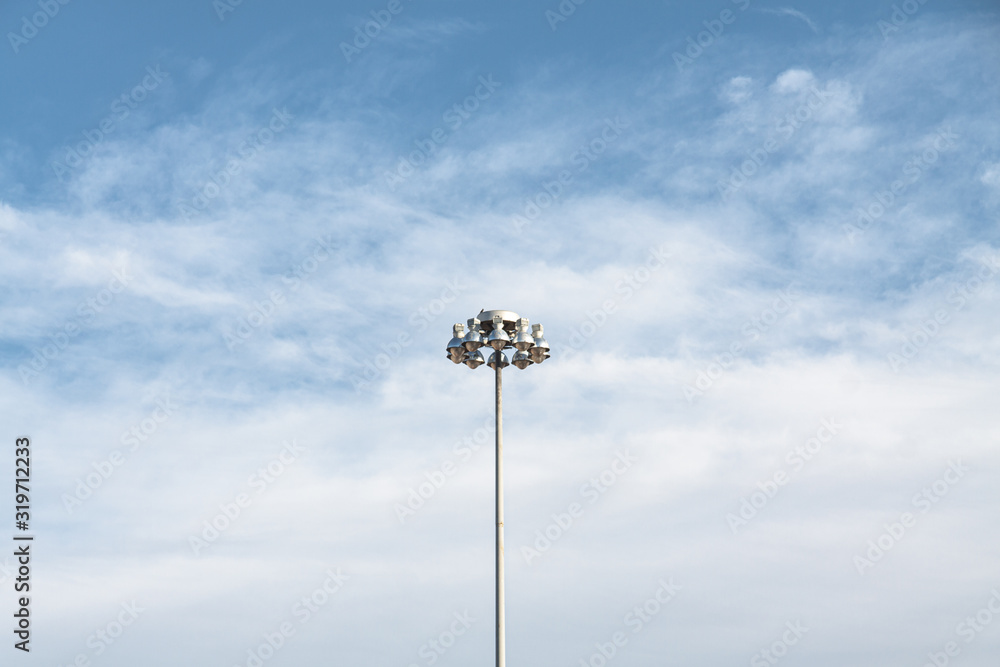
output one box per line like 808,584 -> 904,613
495,361 -> 505,667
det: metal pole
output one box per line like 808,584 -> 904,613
495,361 -> 505,667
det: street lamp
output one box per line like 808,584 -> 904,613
445,309 -> 550,667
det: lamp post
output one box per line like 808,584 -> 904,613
446,309 -> 550,667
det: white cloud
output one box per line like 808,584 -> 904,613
771,68 -> 816,93
981,162 -> 1000,188
723,75 -> 754,104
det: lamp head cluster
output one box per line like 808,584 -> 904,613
446,309 -> 550,370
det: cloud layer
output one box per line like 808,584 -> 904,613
1,3 -> 999,666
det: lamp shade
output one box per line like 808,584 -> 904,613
447,323 -> 467,363
486,314 -> 510,351
512,349 -> 533,369
513,317 -> 534,351
463,318 -> 484,351
464,349 -> 485,369
487,350 -> 509,370
529,323 -> 550,364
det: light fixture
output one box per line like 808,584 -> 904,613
444,309 -> 550,667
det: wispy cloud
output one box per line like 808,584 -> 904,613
759,6 -> 821,33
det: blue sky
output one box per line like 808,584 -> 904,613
2,1 -> 1000,665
